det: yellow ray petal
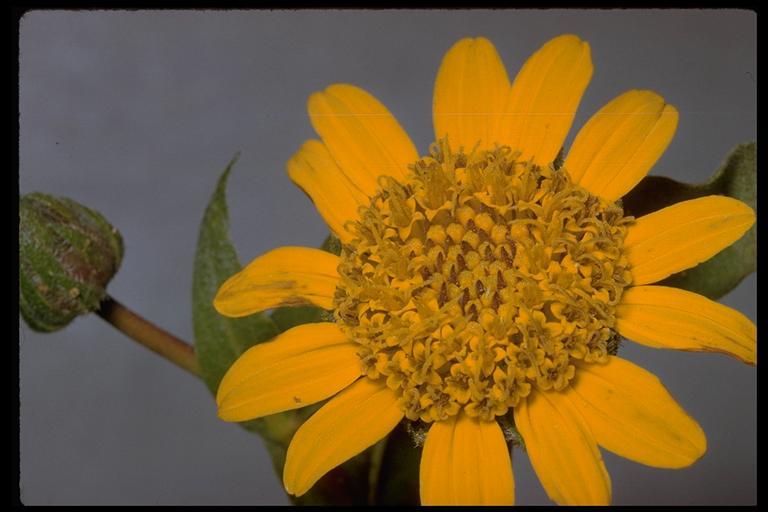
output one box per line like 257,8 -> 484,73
616,285 -> 756,364
283,378 -> 402,497
566,90 -> 678,201
420,415 -> 515,505
287,139 -> 369,243
432,37 -> 512,152
216,323 -> 362,421
214,246 -> 339,317
570,356 -> 706,468
308,84 -> 418,195
624,196 -> 755,285
500,34 -> 593,166
514,391 -> 611,505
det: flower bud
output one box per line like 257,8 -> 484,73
19,193 -> 124,332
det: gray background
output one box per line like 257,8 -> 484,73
19,9 -> 756,505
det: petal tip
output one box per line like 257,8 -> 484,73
728,197 -> 757,226
442,36 -> 504,62
215,387 -> 254,422
285,139 -> 320,179
306,90 -> 324,113
675,420 -> 707,468
212,287 -> 236,317
324,82 -> 361,98
618,89 -> 674,115
282,473 -> 297,497
282,476 -> 310,498
552,33 -> 581,42
216,403 -> 241,423
307,86 -> 345,117
661,103 -> 680,129
547,33 -> 587,50
469,35 -> 498,50
693,426 -> 708,461
215,381 -> 228,407
579,40 -> 594,79
448,36 -> 478,50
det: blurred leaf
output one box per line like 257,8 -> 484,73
622,142 -> 756,300
271,306 -> 328,332
320,233 -> 342,255
191,155 -> 306,480
192,154 -> 280,395
192,160 -> 376,504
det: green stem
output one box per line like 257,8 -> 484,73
96,296 -> 200,376
367,436 -> 389,505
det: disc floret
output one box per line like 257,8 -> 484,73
334,140 -> 633,422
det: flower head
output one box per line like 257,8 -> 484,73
213,35 -> 756,505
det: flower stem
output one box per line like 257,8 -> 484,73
367,436 -> 389,505
96,295 -> 200,376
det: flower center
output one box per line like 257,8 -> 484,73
334,140 -> 633,422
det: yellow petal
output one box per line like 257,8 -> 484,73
432,37 -> 511,152
283,378 -> 403,497
616,285 -> 756,365
500,34 -> 593,166
420,415 -> 515,505
216,323 -> 362,422
624,196 -> 755,285
566,90 -> 678,201
214,246 -> 339,317
287,139 -> 369,243
514,391 -> 611,505
570,356 -> 706,468
308,84 -> 418,195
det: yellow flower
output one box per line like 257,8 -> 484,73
213,35 -> 756,505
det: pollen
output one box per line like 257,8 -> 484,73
333,140 -> 634,422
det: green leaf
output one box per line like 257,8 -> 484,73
320,233 -> 342,256
271,306 -> 328,332
192,154 -> 305,478
192,160 -> 377,504
191,153 -> 280,395
622,142 -> 756,300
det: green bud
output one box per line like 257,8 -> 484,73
19,193 -> 124,332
